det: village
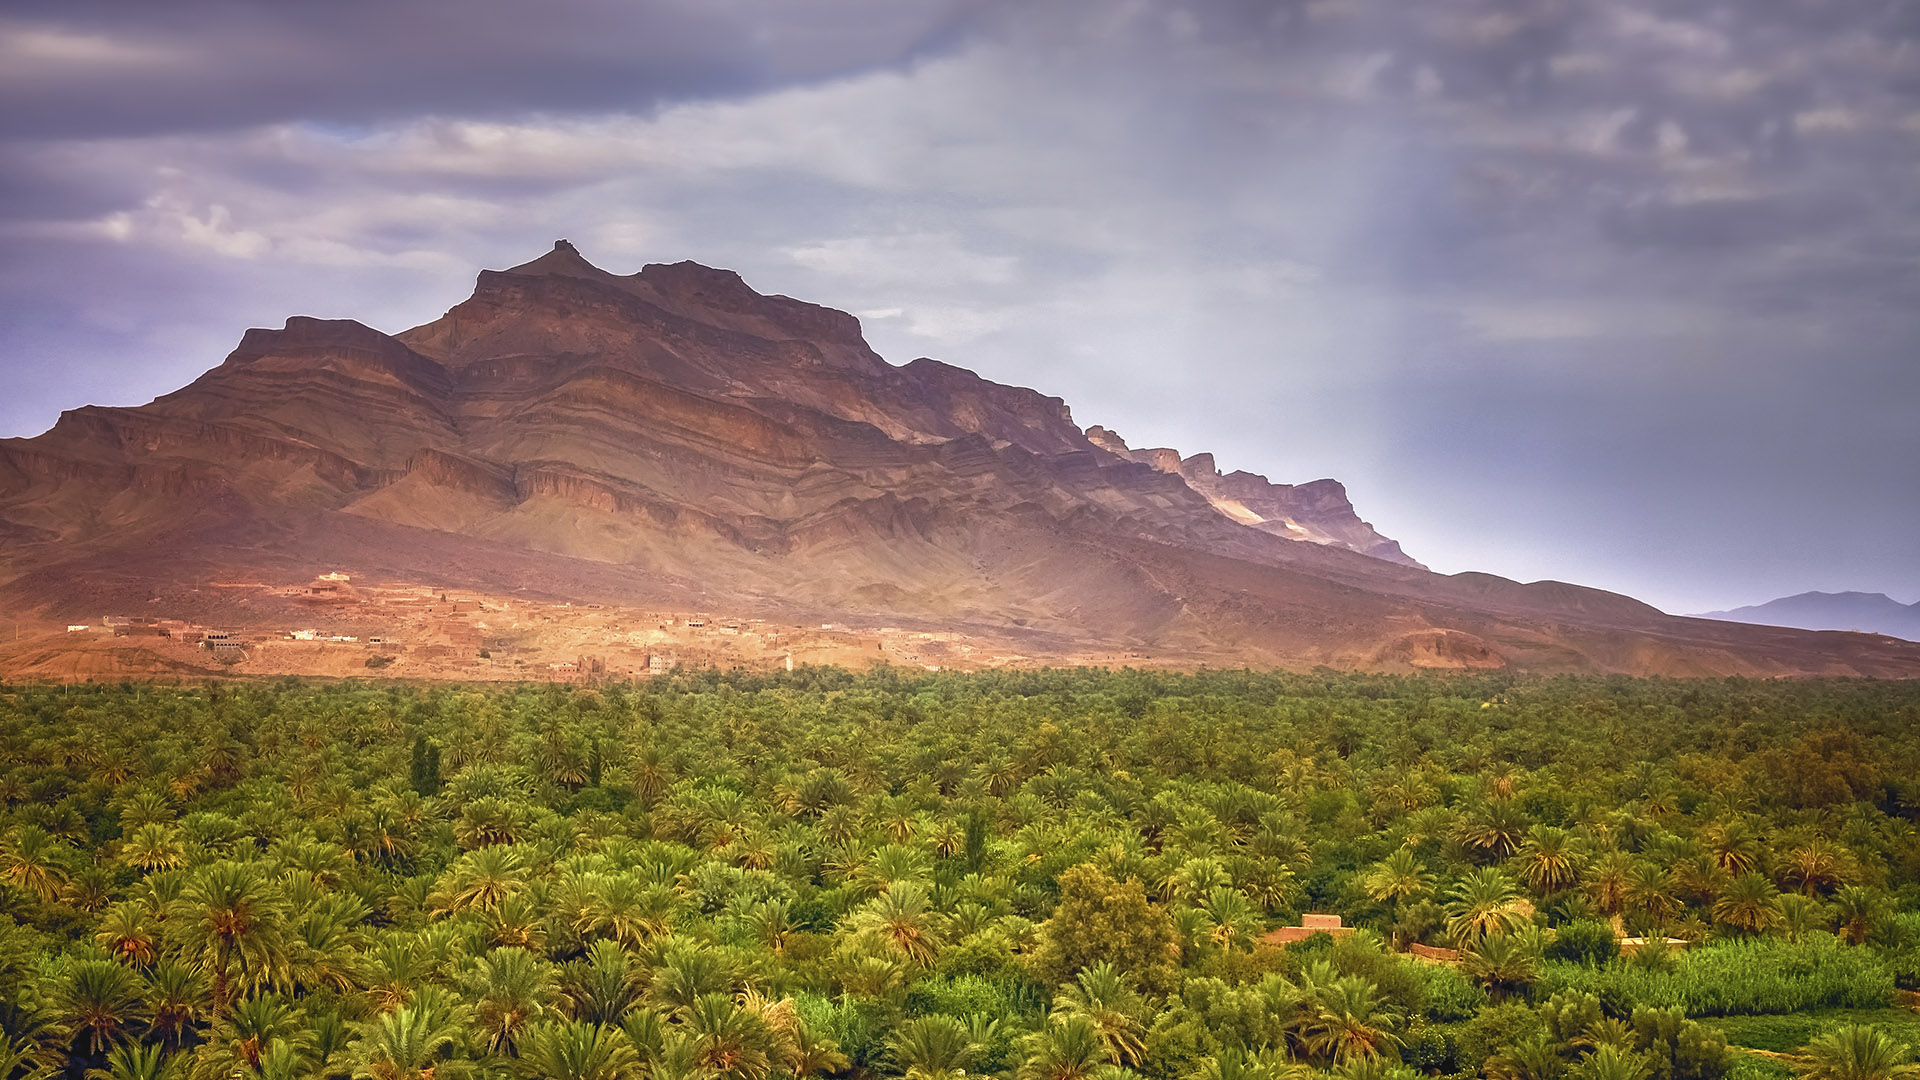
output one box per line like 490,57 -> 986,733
56,571 -> 1062,682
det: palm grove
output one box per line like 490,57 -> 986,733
1,669 -> 1917,1080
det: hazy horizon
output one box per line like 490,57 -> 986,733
4,1 -> 1916,616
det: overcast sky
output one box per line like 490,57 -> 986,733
3,0 -> 1916,614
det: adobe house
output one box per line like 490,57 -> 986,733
1262,913 -> 1356,945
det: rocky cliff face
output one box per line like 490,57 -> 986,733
1084,426 -> 1422,567
4,242 -> 1918,677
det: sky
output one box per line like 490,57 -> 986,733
2,0 -> 1916,615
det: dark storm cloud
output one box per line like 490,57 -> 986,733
0,0 -> 968,138
2,0 -> 1917,612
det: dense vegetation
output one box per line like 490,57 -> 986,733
2,669 -> 1918,1080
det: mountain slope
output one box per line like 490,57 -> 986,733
3,242 -> 1918,677
1696,592 -> 1920,643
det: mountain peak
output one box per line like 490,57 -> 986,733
7,248 -> 1919,677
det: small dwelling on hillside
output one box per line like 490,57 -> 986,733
1263,913 -> 1356,945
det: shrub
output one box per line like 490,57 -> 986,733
1413,961 -> 1490,1022
1552,919 -> 1622,966
1536,938 -> 1895,1018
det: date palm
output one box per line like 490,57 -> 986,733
1702,819 -> 1760,876
434,846 -> 527,915
96,902 -> 160,966
88,1042 -> 182,1080
567,939 -> 648,1025
1712,872 -> 1783,936
1462,930 -> 1543,1001
48,958 -> 150,1056
2,824 -> 71,904
1363,848 -> 1432,912
1018,1015 -> 1111,1080
168,861 -> 292,1008
890,1015 -> 977,1080
1623,862 -> 1679,923
683,993 -> 776,1080
347,997 -> 467,1080
1052,962 -> 1147,1067
1445,868 -> 1529,947
1830,886 -> 1889,946
1301,976 -> 1404,1065
142,961 -> 208,1050
467,947 -> 556,1055
520,1019 -> 641,1080
1573,1045 -> 1650,1080
1456,802 -> 1529,861
1584,852 -> 1633,917
1795,1024 -> 1917,1080
1779,838 -> 1851,897
191,993 -> 311,1080
1515,826 -> 1579,895
846,882 -> 943,966
738,899 -> 794,954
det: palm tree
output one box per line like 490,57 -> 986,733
479,890 -> 549,953
348,998 -> 468,1080
47,959 -> 150,1056
1712,872 -> 1783,936
1623,862 -> 1679,924
520,1020 -> 641,1080
1018,1015 -> 1111,1080
1514,826 -> 1579,895
1572,1045 -> 1650,1080
87,1042 -> 182,1080
95,902 -> 160,966
1456,803 -> 1529,861
738,899 -> 794,954
434,846 -> 526,914
361,936 -> 428,1013
190,993 -> 311,1080
1779,838 -> 1852,897
1199,887 -> 1262,954
1795,1025 -> 1917,1080
168,861 -> 292,1008
142,961 -> 208,1051
1462,931 -> 1542,1001
118,822 -> 185,876
890,1015 -> 977,1080
683,993 -> 776,1080
1301,976 -> 1405,1065
1053,962 -> 1147,1067
1444,868 -> 1529,947
1585,852 -> 1633,917
1829,887 -> 1889,946
845,882 -> 943,966
567,939 -> 648,1025
468,947 -> 556,1055
1365,848 -> 1432,909
1702,819 -> 1760,876
1778,894 -> 1830,944
1488,1035 -> 1566,1080
1,824 -> 71,904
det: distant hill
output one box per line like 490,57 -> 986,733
5,241 -> 1920,676
1695,592 -> 1920,642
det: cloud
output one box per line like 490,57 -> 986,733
0,0 -> 1917,612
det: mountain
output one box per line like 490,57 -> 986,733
4,241 -> 1919,678
1695,592 -> 1920,643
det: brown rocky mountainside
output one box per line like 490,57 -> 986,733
3,241 -> 1917,677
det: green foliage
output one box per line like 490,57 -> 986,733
1538,938 -> 1895,1018
0,670 -> 1914,1080
1552,920 -> 1623,967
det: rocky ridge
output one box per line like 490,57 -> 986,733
3,242 -> 1919,677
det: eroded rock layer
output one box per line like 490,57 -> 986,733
4,242 -> 1918,676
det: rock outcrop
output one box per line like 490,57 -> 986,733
4,241 -> 1919,677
